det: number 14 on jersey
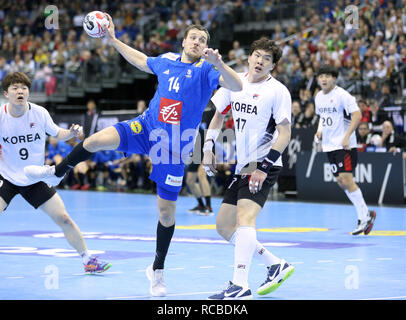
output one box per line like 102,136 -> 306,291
168,77 -> 180,93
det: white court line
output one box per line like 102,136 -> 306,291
168,267 -> 185,271
361,296 -> 406,300
199,266 -> 215,269
317,260 -> 334,263
346,258 -> 363,262
376,257 -> 393,261
5,276 -> 24,279
290,261 -> 304,265
106,291 -> 218,300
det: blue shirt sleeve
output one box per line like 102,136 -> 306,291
205,63 -> 221,91
147,56 -> 160,75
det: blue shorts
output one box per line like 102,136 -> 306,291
113,116 -> 185,199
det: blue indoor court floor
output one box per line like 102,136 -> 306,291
0,190 -> 405,300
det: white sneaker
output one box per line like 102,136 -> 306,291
351,219 -> 368,235
24,165 -> 64,186
146,264 -> 166,297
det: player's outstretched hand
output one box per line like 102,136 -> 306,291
103,12 -> 116,41
69,124 -> 83,139
202,150 -> 217,176
202,48 -> 223,68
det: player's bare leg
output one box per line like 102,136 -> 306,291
210,200 -> 294,299
337,172 -> 376,235
186,171 -> 205,214
0,197 -> 7,214
40,193 -> 111,273
197,165 -> 213,215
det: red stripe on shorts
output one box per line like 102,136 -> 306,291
344,153 -> 352,171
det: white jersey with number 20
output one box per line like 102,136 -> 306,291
315,86 -> 359,152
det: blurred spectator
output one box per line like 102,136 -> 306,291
295,101 -> 319,129
83,99 -> 99,138
378,83 -> 395,108
31,62 -> 52,92
364,79 -> 382,101
356,122 -> 373,152
369,99 -> 390,133
358,99 -> 371,123
230,40 -> 245,59
0,56 -> 9,82
299,66 -> 318,96
379,120 -> 406,152
291,100 -> 303,128
9,54 -> 23,73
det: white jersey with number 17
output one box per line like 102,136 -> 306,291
211,73 -> 292,174
0,102 -> 60,186
315,86 -> 359,152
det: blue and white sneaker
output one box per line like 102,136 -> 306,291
257,259 -> 294,295
208,281 -> 253,300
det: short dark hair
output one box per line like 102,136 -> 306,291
183,24 -> 210,44
249,37 -> 282,64
2,72 -> 31,91
317,64 -> 338,78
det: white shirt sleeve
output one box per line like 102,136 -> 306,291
211,87 -> 231,114
43,108 -> 60,137
341,90 -> 359,114
273,85 -> 292,124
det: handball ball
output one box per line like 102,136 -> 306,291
83,11 -> 109,38
370,134 -> 382,146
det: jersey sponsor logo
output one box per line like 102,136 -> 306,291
165,174 -> 183,187
130,121 -> 143,134
185,69 -> 192,78
2,133 -> 41,144
158,97 -> 182,125
30,122 -> 35,128
231,101 -> 257,115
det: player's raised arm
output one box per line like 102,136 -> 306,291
202,48 -> 242,92
104,13 -> 152,74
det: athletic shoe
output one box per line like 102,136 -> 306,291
257,259 -> 294,295
188,205 -> 205,213
146,264 -> 166,297
84,257 -> 112,274
196,206 -> 214,216
208,281 -> 253,300
352,211 -> 377,235
364,210 -> 376,235
24,165 -> 64,186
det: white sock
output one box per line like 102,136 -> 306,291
229,232 -> 280,267
232,226 -> 256,288
80,250 -> 91,264
345,188 -> 369,221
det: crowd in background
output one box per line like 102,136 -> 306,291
1,0 -> 406,194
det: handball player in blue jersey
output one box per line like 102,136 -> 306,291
25,13 -> 242,296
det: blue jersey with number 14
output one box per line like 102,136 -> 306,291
143,52 -> 220,154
